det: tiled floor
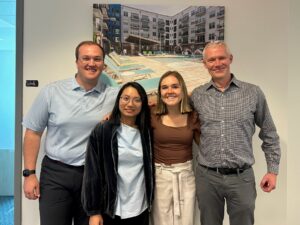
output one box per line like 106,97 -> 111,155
0,196 -> 14,225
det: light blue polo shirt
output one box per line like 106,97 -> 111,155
23,77 -> 118,166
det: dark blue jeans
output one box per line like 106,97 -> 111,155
195,164 -> 257,225
39,156 -> 88,225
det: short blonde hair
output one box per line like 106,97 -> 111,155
155,71 -> 192,115
203,41 -> 231,60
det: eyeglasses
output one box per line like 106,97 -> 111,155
79,56 -> 103,63
120,95 -> 142,105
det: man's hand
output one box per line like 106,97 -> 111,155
260,173 -> 277,193
101,112 -> 111,122
23,175 -> 40,200
89,214 -> 103,225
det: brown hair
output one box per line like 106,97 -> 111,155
75,41 -> 105,61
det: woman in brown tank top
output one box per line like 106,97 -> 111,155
151,71 -> 200,225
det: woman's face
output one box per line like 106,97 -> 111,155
160,75 -> 183,107
119,86 -> 142,120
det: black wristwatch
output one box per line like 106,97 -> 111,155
23,169 -> 36,177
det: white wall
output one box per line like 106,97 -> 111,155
287,0 -> 300,225
22,0 -> 294,224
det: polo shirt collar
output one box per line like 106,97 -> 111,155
71,75 -> 105,93
206,74 -> 240,91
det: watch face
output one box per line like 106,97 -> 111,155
23,170 -> 30,177
23,169 -> 35,177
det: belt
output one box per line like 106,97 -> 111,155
200,165 -> 251,175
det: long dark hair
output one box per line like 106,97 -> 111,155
110,82 -> 150,134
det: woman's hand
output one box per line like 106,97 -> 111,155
89,214 -> 103,225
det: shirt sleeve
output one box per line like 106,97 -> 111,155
191,111 -> 200,145
22,86 -> 51,132
255,86 -> 281,174
150,106 -> 158,129
190,91 -> 196,108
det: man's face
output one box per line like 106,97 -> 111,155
76,44 -> 105,85
203,45 -> 233,81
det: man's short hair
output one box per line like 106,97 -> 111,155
75,41 -> 105,61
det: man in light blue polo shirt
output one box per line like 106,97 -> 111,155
22,41 -> 118,225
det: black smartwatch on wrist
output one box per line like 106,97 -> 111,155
23,169 -> 36,177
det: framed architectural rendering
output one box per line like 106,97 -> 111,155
93,4 -> 225,94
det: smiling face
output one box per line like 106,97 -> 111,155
160,75 -> 183,108
75,43 -> 105,89
119,86 -> 142,121
203,44 -> 233,82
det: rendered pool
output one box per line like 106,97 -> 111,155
147,56 -> 202,63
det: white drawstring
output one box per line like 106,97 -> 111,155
155,161 -> 193,217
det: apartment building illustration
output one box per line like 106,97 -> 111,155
93,4 -> 224,55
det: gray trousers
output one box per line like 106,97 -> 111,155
195,164 -> 257,225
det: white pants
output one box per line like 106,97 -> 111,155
151,160 -> 195,225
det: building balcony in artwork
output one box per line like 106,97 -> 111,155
142,23 -> 149,27
95,24 -> 102,32
93,9 -> 103,19
158,21 -> 165,26
179,15 -> 189,23
217,9 -> 225,18
195,7 -> 206,17
102,23 -> 108,30
194,40 -> 205,44
195,28 -> 205,34
130,25 -> 140,30
181,25 -> 189,31
195,19 -> 205,25
179,23 -> 189,29
130,16 -> 140,21
181,31 -> 189,37
141,17 -> 150,22
158,28 -> 165,33
217,24 -> 224,31
101,8 -> 109,20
